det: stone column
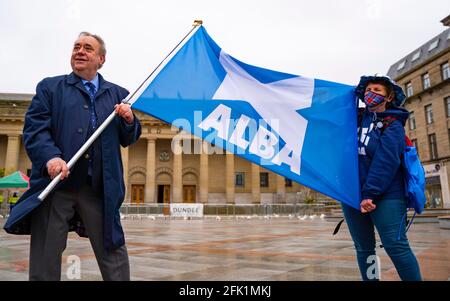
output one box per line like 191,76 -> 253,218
5,134 -> 20,175
120,146 -> 129,203
200,141 -> 209,203
276,174 -> 286,203
226,151 -> 235,204
251,163 -> 260,204
172,139 -> 183,203
145,138 -> 156,203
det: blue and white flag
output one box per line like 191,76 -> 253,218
132,26 -> 360,209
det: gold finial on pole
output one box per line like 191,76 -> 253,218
193,20 -> 203,26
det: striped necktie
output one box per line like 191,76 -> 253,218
84,82 -> 97,129
84,81 -> 97,178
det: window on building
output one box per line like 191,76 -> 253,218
397,60 -> 406,70
235,172 -> 245,187
448,129 -> 450,152
260,172 -> 269,187
422,73 -> 431,89
285,178 -> 293,187
442,62 -> 450,81
425,104 -> 433,124
448,129 -> 450,151
411,139 -> 419,157
406,82 -> 413,97
428,39 -> 439,52
411,50 -> 421,62
446,97 -> 450,117
428,134 -> 438,160
209,142 -> 224,155
408,111 -> 416,130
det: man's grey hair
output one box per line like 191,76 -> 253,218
78,31 -> 106,68
78,31 -> 106,55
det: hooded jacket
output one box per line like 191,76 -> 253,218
358,106 -> 409,201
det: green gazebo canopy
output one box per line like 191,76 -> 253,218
0,171 -> 30,189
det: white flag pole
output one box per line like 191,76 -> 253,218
38,20 -> 203,201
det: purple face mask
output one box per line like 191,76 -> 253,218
364,90 -> 386,108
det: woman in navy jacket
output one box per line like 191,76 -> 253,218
343,75 -> 422,281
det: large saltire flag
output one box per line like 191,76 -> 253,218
132,26 -> 360,209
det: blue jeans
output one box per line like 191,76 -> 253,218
342,198 -> 422,281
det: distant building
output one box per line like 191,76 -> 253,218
387,15 -> 450,208
0,93 -> 320,205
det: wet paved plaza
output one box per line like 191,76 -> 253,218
0,217 -> 449,281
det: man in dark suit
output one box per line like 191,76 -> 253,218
23,32 -> 141,280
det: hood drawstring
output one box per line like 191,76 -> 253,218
406,211 -> 417,233
332,218 -> 345,235
397,210 -> 416,241
372,111 -> 377,122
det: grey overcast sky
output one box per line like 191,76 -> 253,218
0,0 -> 449,94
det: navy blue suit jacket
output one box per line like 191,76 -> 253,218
8,72 -> 141,250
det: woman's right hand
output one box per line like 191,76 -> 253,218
360,199 -> 376,213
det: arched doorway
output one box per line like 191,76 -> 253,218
156,167 -> 172,214
129,167 -> 146,205
182,168 -> 198,203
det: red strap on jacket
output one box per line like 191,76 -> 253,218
381,116 -> 413,147
405,135 -> 413,147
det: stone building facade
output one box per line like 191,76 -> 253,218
0,93 -> 317,205
387,16 -> 450,208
